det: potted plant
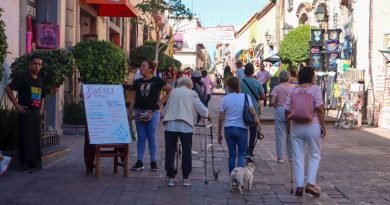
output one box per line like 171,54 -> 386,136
9,49 -> 74,93
0,8 -> 7,79
64,40 -> 127,133
73,40 -> 127,84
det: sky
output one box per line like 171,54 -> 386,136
181,0 -> 267,30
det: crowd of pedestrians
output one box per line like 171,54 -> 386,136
119,61 -> 325,197
1,55 -> 325,197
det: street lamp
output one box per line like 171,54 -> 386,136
251,38 -> 257,48
265,32 -> 272,45
315,5 -> 326,28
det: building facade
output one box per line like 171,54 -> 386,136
0,0 -> 145,133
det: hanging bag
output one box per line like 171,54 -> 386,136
243,94 -> 256,126
135,109 -> 153,122
288,87 -> 314,123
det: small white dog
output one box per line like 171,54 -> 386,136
230,162 -> 255,194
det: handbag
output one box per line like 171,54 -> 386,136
135,109 -> 153,122
288,87 -> 314,123
129,120 -> 138,141
243,94 -> 256,127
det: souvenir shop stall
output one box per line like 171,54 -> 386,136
310,28 -> 365,128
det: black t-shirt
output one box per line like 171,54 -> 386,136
8,72 -> 46,109
132,76 -> 166,110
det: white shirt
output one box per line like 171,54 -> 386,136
220,92 -> 253,129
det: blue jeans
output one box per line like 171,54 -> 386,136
135,111 -> 160,162
274,106 -> 292,160
224,126 -> 248,174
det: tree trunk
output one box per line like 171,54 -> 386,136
155,42 -> 159,66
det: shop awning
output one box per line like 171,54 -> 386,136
84,0 -> 138,17
263,54 -> 281,63
379,49 -> 390,62
254,43 -> 263,58
174,33 -> 183,41
235,49 -> 245,60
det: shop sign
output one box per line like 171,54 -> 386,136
379,106 -> 390,129
27,0 -> 37,19
183,26 -> 235,44
36,24 -> 59,49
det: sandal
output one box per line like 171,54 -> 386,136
305,183 -> 320,197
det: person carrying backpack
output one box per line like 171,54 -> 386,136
285,66 -> 326,197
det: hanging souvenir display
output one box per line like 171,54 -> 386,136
311,29 -> 325,46
325,40 -> 339,53
327,29 -> 342,41
325,53 -> 339,71
310,54 -> 323,70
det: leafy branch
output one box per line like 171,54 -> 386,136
135,0 -> 193,67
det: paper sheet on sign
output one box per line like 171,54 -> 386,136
82,84 -> 131,144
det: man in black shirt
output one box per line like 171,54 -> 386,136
5,54 -> 46,173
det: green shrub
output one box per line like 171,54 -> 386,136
63,102 -> 86,125
129,45 -> 156,68
280,25 -> 311,64
143,40 -> 168,52
73,40 -> 127,84
129,45 -> 182,71
0,8 -> 7,79
274,64 -> 289,77
10,49 -> 74,93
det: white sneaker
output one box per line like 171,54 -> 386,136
0,156 -> 11,176
277,159 -> 284,163
182,178 -> 191,187
167,178 -> 176,187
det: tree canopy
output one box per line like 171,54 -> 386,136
0,8 -> 8,79
279,25 -> 311,64
135,0 -> 193,63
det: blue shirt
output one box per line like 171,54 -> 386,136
236,68 -> 245,80
240,77 -> 264,115
220,93 -> 253,129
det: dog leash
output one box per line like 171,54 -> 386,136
254,130 -> 265,147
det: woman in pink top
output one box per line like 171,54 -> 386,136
201,70 -> 215,107
284,66 -> 326,197
270,71 -> 294,163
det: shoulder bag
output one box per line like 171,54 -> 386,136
243,94 -> 256,127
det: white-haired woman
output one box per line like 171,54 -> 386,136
162,77 -> 209,187
271,70 -> 294,163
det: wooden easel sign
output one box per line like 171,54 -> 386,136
82,84 -> 131,144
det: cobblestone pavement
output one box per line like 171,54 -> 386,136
1,95 -> 390,205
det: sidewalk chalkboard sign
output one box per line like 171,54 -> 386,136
82,84 -> 131,144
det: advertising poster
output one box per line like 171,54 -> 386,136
82,84 -> 131,144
